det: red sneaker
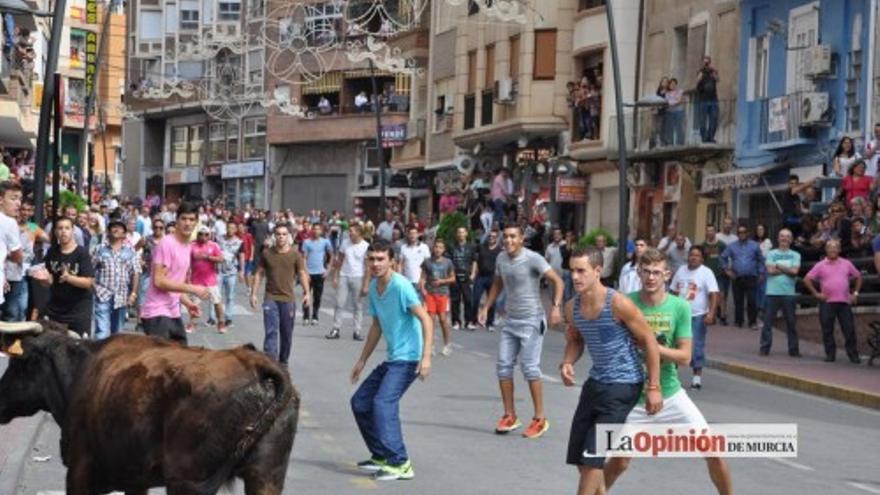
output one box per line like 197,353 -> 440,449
494,414 -> 522,434
522,417 -> 550,439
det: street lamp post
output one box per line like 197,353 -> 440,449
605,0 -> 630,268
33,0 -> 70,224
368,59 -> 387,216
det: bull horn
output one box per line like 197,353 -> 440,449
67,331 -> 82,340
0,321 -> 44,335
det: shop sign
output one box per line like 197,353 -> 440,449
85,31 -> 97,98
204,164 -> 222,177
165,167 -> 201,185
381,124 -> 407,148
555,177 -> 587,203
86,0 -> 98,23
222,161 -> 265,179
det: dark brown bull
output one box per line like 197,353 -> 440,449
0,320 -> 299,495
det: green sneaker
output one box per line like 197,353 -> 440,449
356,457 -> 386,473
373,460 -> 415,481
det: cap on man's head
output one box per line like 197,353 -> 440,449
198,226 -> 211,234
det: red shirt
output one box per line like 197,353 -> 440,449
190,241 -> 221,287
240,232 -> 254,260
842,175 -> 873,204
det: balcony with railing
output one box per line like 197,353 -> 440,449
619,97 -> 735,160
758,91 -> 830,150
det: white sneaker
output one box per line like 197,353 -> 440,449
466,323 -> 476,330
452,323 -> 461,330
487,325 -> 496,332
691,375 -> 702,389
311,319 -> 318,326
441,344 -> 453,357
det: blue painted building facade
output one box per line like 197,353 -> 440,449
724,0 -> 877,228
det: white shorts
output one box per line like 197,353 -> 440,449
624,389 -> 709,429
204,285 -> 222,305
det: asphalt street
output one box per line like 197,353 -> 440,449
10,285 -> 880,495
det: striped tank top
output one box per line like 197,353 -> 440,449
573,288 -> 644,384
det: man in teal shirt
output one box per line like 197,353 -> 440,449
761,229 -> 801,357
350,239 -> 433,481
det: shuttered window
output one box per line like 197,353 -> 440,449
533,30 -> 556,80
509,35 -> 520,80
467,50 -> 478,93
485,44 -> 496,87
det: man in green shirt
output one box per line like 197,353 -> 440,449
761,229 -> 801,357
604,248 -> 733,495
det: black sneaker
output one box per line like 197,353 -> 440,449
789,351 -> 802,358
353,332 -> 364,341
207,318 -> 217,325
224,318 -> 233,327
325,328 -> 340,340
849,356 -> 862,364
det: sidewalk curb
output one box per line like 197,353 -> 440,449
706,358 -> 880,411
0,412 -> 50,495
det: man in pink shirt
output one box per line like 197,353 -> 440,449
803,239 -> 862,363
140,201 -> 210,345
189,225 -> 227,333
490,168 -> 511,224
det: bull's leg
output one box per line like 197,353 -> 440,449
65,459 -> 97,495
242,474 -> 284,495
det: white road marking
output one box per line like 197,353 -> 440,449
541,373 -> 562,384
849,482 -> 880,494
771,458 -> 815,472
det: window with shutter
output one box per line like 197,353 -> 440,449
533,30 -> 557,80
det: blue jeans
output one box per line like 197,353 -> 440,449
698,100 -> 719,142
761,295 -> 798,354
664,109 -> 685,145
2,280 -> 28,322
690,315 -> 708,371
221,273 -> 237,318
472,274 -> 496,326
3,14 -> 14,54
493,198 -> 506,224
563,270 -> 574,302
94,297 -> 127,340
262,299 -> 295,364
351,361 -> 419,466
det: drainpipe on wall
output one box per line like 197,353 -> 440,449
865,0 -> 878,141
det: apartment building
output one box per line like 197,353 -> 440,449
1,0 -> 124,191
122,0 -> 268,206
629,0 -> 739,243
425,0 -> 578,228
264,0 -> 429,217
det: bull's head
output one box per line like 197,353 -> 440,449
0,321 -> 87,425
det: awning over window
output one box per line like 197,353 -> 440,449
700,162 -> 787,193
301,71 -> 342,95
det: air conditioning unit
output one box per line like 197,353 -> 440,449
800,91 -> 830,124
628,163 -> 652,187
494,78 -> 516,103
805,44 -> 832,76
407,119 -> 426,140
454,154 -> 477,175
444,93 -> 454,114
359,171 -> 377,188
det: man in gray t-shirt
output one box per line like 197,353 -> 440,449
478,226 -> 563,439
420,240 -> 456,356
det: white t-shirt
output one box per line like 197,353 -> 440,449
214,219 -> 227,239
376,221 -> 395,241
670,264 -> 719,317
399,242 -> 430,283
340,239 -> 369,278
618,261 -> 641,294
545,243 -> 564,273
717,232 -> 737,247
0,212 -> 22,305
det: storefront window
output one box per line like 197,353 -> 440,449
240,177 -> 264,208
243,117 -> 266,159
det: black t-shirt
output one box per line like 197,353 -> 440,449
781,190 -> 801,217
477,243 -> 502,276
696,68 -> 718,101
448,242 -> 477,274
44,244 -> 94,321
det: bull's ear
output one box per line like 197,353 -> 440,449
3,339 -> 24,357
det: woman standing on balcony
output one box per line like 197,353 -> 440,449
841,160 -> 873,205
653,77 -> 670,147
832,136 -> 860,177
664,78 -> 686,146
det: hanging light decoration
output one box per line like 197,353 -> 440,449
199,50 -> 262,122
261,1 -> 342,86
259,86 -> 313,118
341,0 -> 429,74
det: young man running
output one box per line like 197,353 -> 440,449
603,248 -> 733,495
350,240 -> 433,481
561,247 -> 662,495
250,223 -> 311,365
189,225 -> 226,333
139,202 -> 209,345
419,238 -> 455,356
478,225 -> 564,439
329,224 -> 369,341
302,223 -> 332,326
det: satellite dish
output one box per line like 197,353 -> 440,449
455,154 -> 476,175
